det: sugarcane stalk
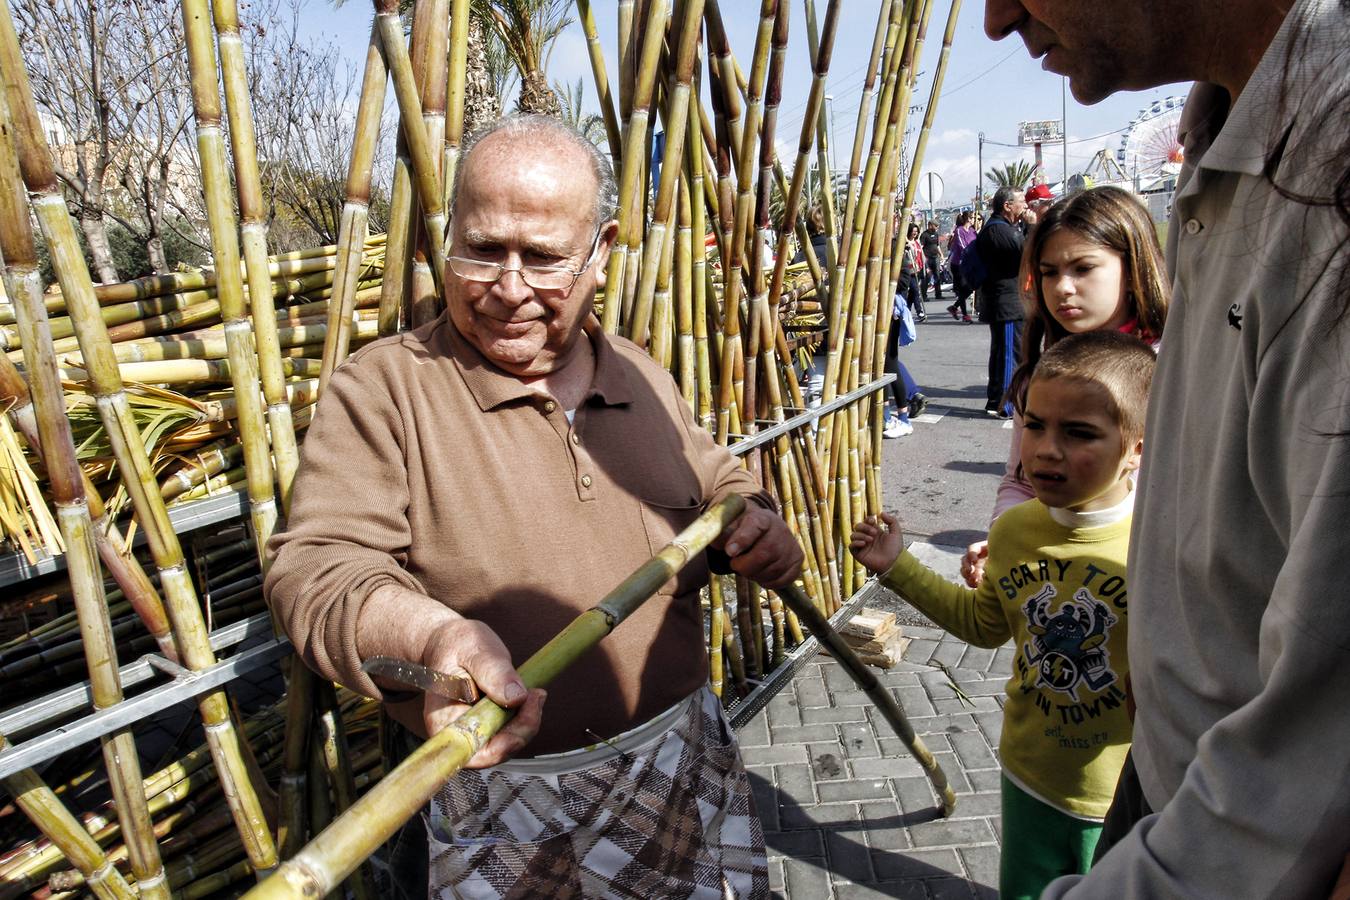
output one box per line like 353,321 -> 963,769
626,0 -> 704,349
572,0 -> 621,166
899,0 -> 960,220
0,737 -> 137,900
775,583 -> 957,816
708,569 -> 726,698
600,0 -> 668,334
685,98 -> 713,429
649,199 -> 678,368
211,0 -> 301,527
616,0 -> 634,121
0,92 -> 171,899
674,154 -> 696,403
442,0 -> 469,206
242,494 -> 747,899
378,134 -> 416,336
405,0 -> 448,327
0,0 -> 278,870
816,0 -> 901,452
182,0 -> 277,571
719,601 -> 747,695
767,1 -> 839,312
314,680 -> 376,900
374,0 -> 447,304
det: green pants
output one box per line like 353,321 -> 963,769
999,775 -> 1103,900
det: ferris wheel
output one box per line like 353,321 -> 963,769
1115,96 -> 1186,179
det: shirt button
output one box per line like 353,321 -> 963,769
1184,218 -> 1202,235
580,474 -> 592,488
570,433 -> 580,445
543,400 -> 556,413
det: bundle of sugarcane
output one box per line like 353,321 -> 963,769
0,0 -> 963,884
0,531 -> 260,707
0,690 -> 385,900
0,234 -> 387,560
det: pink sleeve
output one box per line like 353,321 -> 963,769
991,413 -> 1034,523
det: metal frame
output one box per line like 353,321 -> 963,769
0,376 -> 893,778
0,489 -> 250,587
0,615 -> 288,779
728,581 -> 882,728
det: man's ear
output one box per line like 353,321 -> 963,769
592,220 -> 620,289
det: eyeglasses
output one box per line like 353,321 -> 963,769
446,227 -> 605,292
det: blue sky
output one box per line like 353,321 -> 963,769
304,1 -> 1191,207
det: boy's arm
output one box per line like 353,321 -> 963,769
880,550 -> 1012,649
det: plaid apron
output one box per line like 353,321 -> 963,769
426,687 -> 767,899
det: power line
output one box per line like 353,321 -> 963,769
939,47 -> 1022,98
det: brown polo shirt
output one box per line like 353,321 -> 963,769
264,313 -> 770,755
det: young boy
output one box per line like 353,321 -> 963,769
850,331 -> 1155,900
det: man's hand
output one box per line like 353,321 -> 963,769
961,539 -> 989,588
849,512 -> 905,575
420,618 -> 545,768
718,504 -> 803,589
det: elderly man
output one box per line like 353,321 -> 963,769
982,1 -> 1350,897
974,186 -> 1027,418
265,115 -> 800,898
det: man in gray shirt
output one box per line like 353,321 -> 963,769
982,0 -> 1350,896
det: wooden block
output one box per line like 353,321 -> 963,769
840,608 -> 896,641
855,635 -> 912,669
844,630 -> 905,655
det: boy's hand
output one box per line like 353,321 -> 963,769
849,512 -> 906,575
961,540 -> 989,588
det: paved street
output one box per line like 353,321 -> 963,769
745,293 -> 1016,899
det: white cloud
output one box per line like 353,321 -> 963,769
932,127 -> 977,146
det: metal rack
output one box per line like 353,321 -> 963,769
0,375 -> 893,779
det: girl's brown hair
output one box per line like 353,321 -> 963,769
1007,186 -> 1170,405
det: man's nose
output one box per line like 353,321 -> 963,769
984,0 -> 1027,40
491,267 -> 532,307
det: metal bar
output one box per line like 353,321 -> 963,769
0,613 -> 276,739
729,375 -> 892,457
0,489 -> 249,587
0,633 -> 290,778
728,580 -> 881,728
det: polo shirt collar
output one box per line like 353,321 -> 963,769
1185,0 -> 1322,177
441,311 -> 634,412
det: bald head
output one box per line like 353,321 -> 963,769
451,115 -> 617,232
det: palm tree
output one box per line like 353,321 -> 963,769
985,160 -> 1037,191
477,0 -> 572,117
555,78 -> 607,146
464,15 -> 502,136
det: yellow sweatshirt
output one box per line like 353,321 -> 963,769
882,499 -> 1132,819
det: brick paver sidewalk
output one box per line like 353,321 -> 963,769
740,543 -> 1012,899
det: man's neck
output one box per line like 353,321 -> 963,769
1189,0 -> 1294,100
526,331 -> 595,412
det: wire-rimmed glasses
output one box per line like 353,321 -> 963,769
446,226 -> 605,292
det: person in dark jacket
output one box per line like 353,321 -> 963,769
975,186 -> 1028,417
920,220 -> 945,300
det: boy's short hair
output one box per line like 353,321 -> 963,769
1021,331 -> 1156,444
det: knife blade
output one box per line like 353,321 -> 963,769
361,656 -> 480,704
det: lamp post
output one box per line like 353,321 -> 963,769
977,131 -> 985,210
1062,76 -> 1069,189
